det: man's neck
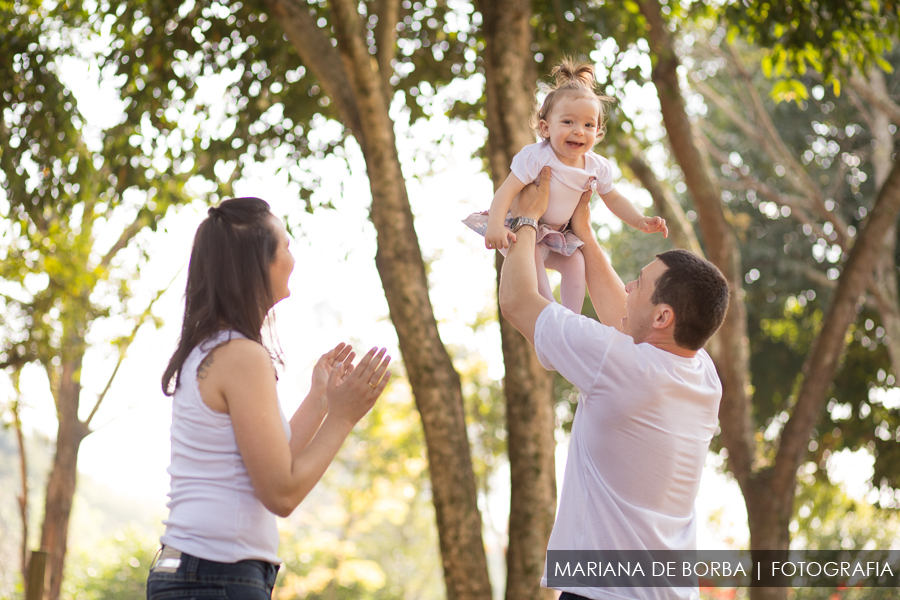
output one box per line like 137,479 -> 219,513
641,332 -> 697,358
649,341 -> 697,358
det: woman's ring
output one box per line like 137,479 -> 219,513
368,381 -> 377,389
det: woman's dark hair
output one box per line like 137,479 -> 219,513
162,197 -> 282,395
651,249 -> 730,351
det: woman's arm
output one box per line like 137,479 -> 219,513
485,173 -> 528,250
288,343 -> 354,457
202,340 -> 390,517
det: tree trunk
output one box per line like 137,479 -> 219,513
871,222 -> 900,377
633,8 -> 900,600
636,0 -> 756,488
744,468 -> 793,600
866,69 -> 900,377
40,356 -> 89,600
479,2 -> 558,598
11,370 -> 29,590
265,2 -> 492,598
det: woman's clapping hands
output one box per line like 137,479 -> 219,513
322,345 -> 392,425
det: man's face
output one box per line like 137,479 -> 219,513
622,259 -> 668,343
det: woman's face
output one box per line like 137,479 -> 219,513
268,215 -> 295,305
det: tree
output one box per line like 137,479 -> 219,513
682,24 -> 900,555
475,2 -> 558,598
93,1 -> 492,597
1,3 -> 193,597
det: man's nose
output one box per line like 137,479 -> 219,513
625,281 -> 635,293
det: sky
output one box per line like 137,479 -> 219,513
1,30 -> 884,565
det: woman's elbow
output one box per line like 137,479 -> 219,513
259,489 -> 306,518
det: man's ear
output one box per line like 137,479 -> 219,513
652,304 -> 675,330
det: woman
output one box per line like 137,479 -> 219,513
147,197 -> 391,599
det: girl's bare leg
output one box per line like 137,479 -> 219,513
545,249 -> 586,313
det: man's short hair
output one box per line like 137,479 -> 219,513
651,250 -> 730,351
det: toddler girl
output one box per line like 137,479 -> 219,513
463,59 -> 667,313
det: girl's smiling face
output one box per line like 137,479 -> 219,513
539,94 -> 601,168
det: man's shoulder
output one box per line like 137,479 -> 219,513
536,303 -> 622,348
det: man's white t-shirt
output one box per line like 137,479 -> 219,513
534,303 -> 722,600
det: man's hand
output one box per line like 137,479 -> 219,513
511,166 -> 550,220
569,189 -> 593,241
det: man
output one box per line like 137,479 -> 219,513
499,167 -> 730,600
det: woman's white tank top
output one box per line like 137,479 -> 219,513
160,330 -> 290,564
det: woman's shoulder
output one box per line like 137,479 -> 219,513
196,334 -> 271,377
211,336 -> 270,364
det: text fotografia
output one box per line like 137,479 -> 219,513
546,550 -> 900,588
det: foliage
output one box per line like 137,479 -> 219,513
0,0 -> 191,373
62,525 -> 159,600
276,381 -> 443,600
724,0 -> 899,97
1,3 -> 203,597
790,472 -> 900,599
693,35 -> 900,503
0,425 -> 53,597
92,0 -> 480,208
456,344 -> 506,494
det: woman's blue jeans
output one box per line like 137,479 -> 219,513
146,548 -> 279,599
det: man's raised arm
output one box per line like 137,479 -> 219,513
569,193 -> 628,330
498,167 -> 553,345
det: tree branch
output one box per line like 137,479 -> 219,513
99,212 -> 151,270
262,0 -> 364,138
83,271 -> 178,429
8,369 -> 29,586
850,68 -> 900,126
700,132 -> 832,242
373,0 -> 400,104
697,50 -> 852,247
329,0 -> 394,157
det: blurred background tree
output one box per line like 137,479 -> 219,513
1,2 -> 195,598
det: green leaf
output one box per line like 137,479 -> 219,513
762,54 -> 773,78
876,55 -> 895,73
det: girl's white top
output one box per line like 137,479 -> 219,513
160,330 -> 290,564
510,140 -> 614,225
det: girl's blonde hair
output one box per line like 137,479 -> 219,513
531,58 -> 614,141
